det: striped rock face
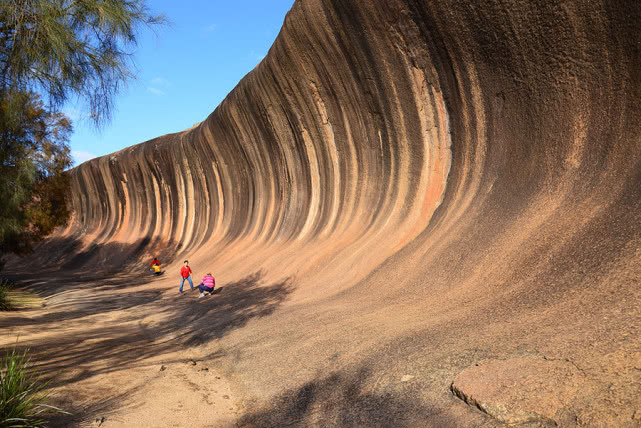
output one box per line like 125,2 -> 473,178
15,0 -> 641,426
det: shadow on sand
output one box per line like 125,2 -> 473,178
0,269 -> 293,395
237,368 -> 457,428
2,236 -> 295,424
172,271 -> 293,346
46,384 -> 147,427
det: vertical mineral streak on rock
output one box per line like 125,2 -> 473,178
111,171 -> 130,243
195,131 -> 218,248
100,158 -> 123,243
297,124 -> 321,240
88,159 -> 111,242
149,162 -> 163,240
138,156 -> 155,243
309,81 -> 340,238
199,123 -> 225,242
179,135 -> 195,250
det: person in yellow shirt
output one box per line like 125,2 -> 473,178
150,257 -> 162,275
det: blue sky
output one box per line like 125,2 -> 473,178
66,0 -> 295,166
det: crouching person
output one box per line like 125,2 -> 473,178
198,273 -> 215,298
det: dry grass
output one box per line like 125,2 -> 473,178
0,280 -> 43,311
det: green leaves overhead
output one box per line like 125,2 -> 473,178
0,0 -> 165,127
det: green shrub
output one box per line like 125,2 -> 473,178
0,281 -> 10,311
0,347 -> 62,427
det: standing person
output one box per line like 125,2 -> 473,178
197,273 -> 215,298
179,260 -> 194,293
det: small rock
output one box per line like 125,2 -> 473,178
199,367 -> 209,372
401,375 -> 415,382
451,358 -> 583,426
216,376 -> 221,379
160,365 -> 167,371
189,359 -> 197,366
555,408 -> 578,428
223,395 -> 230,399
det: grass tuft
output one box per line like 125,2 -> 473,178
0,280 -> 44,311
1,347 -> 65,427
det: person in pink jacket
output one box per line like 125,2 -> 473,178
197,273 -> 215,298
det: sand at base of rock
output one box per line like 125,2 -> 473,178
47,356 -> 240,428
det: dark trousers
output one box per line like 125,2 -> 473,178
198,284 -> 214,293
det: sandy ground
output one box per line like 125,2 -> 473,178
52,355 -> 240,428
0,272 -> 242,427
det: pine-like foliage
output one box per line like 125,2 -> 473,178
0,0 -> 164,126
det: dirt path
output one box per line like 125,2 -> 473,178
55,354 -> 240,428
0,272 -> 243,427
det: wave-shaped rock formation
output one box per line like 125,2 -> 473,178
17,0 -> 641,425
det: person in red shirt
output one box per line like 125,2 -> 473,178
179,260 -> 194,293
